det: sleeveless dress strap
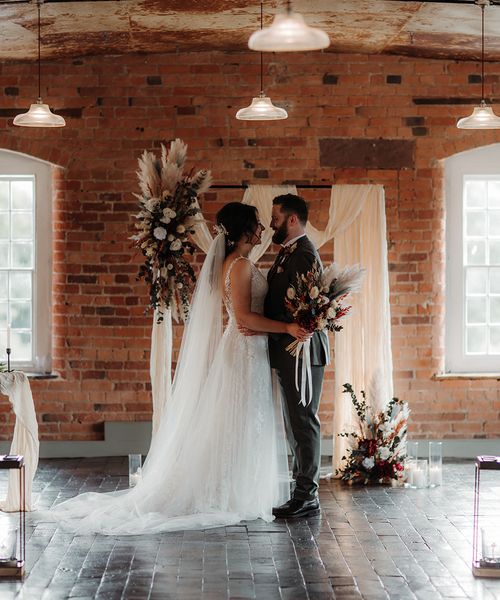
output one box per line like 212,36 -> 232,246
224,256 -> 250,291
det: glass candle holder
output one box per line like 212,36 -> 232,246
429,441 -> 443,487
128,454 -> 142,488
481,527 -> 500,565
411,459 -> 429,489
406,441 -> 419,460
404,441 -> 419,488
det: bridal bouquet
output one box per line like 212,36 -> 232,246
284,260 -> 364,356
336,382 -> 409,485
132,139 -> 211,323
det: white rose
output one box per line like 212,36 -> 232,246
176,224 -> 186,234
170,239 -> 182,251
309,286 -> 319,299
167,234 -> 175,242
164,208 -> 176,219
153,227 -> 167,240
167,263 -> 173,270
362,457 -> 375,470
286,287 -> 296,300
160,216 -> 171,225
327,307 -> 337,319
378,446 -> 391,461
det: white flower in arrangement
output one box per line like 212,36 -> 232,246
309,286 -> 319,299
160,216 -> 171,225
167,263 -> 173,270
378,446 -> 391,460
145,198 -> 158,212
153,227 -> 167,240
362,457 -> 375,470
164,208 -> 177,219
177,282 -> 183,289
286,287 -> 296,300
145,247 -> 154,257
176,224 -> 186,234
170,239 -> 182,251
167,234 -> 175,242
326,306 -> 337,319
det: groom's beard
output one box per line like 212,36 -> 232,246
272,222 -> 289,245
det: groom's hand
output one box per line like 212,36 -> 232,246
238,325 -> 260,337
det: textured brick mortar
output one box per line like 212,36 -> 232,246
0,51 -> 499,441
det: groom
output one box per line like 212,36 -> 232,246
265,193 -> 329,519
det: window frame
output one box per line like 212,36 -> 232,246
0,150 -> 52,373
445,143 -> 500,373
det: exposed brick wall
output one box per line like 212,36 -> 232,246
0,51 -> 499,441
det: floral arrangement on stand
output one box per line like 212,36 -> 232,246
132,139 -> 211,323
335,382 -> 409,485
284,261 -> 365,356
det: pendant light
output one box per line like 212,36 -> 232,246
457,0 -> 500,129
236,3 -> 288,121
14,0 -> 65,128
248,0 -> 330,52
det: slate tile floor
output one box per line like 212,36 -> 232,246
0,458 -> 499,599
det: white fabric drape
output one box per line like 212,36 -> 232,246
0,371 -> 39,511
330,185 -> 393,472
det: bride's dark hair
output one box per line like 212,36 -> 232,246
216,202 -> 259,257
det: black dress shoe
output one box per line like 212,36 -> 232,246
272,497 -> 320,519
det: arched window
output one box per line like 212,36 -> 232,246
0,150 -> 53,372
445,144 -> 500,373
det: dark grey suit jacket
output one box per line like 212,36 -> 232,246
264,235 -> 330,370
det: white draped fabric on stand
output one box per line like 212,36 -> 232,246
324,185 -> 393,473
0,371 -> 39,511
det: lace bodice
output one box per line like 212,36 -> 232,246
224,256 -> 268,319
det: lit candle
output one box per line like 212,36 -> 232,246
129,468 -> 142,487
6,325 -> 10,349
412,468 -> 427,488
429,466 -> 442,486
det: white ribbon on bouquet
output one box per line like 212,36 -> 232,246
294,339 -> 313,407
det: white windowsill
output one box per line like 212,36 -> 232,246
434,372 -> 500,380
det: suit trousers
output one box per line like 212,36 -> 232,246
274,362 -> 324,501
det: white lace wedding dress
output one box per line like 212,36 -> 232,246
48,249 -> 289,535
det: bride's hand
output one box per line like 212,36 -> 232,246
238,324 -> 261,337
286,323 -> 312,341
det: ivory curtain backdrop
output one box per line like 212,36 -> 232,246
148,184 -> 393,474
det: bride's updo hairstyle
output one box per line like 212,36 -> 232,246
216,202 -> 259,257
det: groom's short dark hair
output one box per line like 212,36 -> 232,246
273,193 -> 308,225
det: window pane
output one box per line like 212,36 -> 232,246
490,326 -> 500,353
489,211 -> 500,237
11,330 -> 31,361
11,243 -> 33,268
467,297 -> 486,323
0,181 -> 8,210
491,268 -> 500,293
466,268 -> 487,294
490,297 -> 500,323
10,180 -> 33,210
465,180 -> 486,208
0,272 -> 7,298
466,211 -> 486,236
466,326 -> 487,353
9,272 -> 31,299
466,240 -> 486,265
10,302 -> 31,329
488,181 -> 500,208
0,214 -> 8,239
490,241 -> 500,265
0,243 -> 9,266
11,212 -> 33,241
0,302 -> 7,327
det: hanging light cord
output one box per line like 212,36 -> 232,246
260,2 -> 264,94
37,0 -> 41,102
480,1 -> 485,101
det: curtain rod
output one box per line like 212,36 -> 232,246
210,184 -> 333,189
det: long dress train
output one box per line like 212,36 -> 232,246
47,243 -> 290,534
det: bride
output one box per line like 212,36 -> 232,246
49,202 -> 310,534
